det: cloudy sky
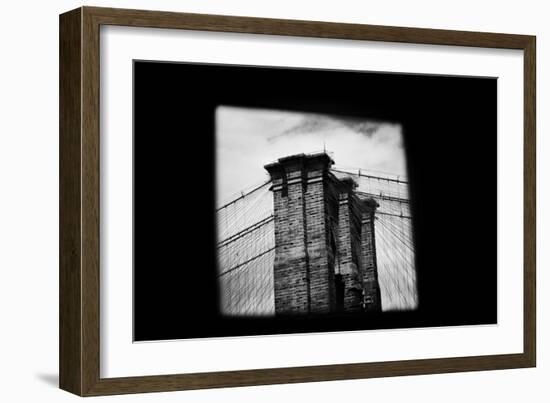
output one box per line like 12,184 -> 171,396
216,106 -> 407,206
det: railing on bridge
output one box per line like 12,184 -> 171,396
217,166 -> 418,316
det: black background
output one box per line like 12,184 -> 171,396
133,61 -> 496,341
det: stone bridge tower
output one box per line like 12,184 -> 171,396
264,153 -> 381,315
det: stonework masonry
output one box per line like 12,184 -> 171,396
265,153 -> 382,315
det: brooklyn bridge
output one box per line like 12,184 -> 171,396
217,152 -> 417,316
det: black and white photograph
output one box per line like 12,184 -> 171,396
132,60 -> 497,341
0,0 -> 540,400
216,107 -> 416,317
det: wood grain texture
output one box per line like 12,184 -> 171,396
86,6 -> 532,49
523,38 -> 536,367
59,7 -> 82,396
81,7 -> 102,396
59,5 -> 537,396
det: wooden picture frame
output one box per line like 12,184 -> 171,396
59,6 -> 536,396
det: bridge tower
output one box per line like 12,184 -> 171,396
265,153 -> 381,315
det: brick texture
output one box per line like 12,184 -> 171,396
336,179 -> 365,312
265,153 -> 381,315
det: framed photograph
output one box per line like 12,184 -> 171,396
59,6 -> 536,396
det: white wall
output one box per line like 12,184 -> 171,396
0,0 -> 546,401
